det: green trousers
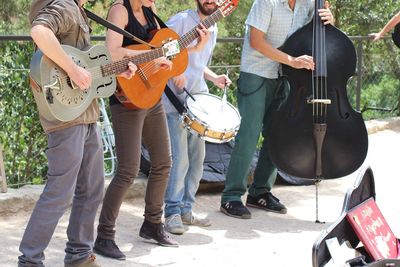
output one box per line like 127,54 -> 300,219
221,72 -> 289,204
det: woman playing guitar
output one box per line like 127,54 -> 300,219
93,0 -> 209,260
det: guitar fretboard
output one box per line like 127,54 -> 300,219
99,7 -> 226,77
179,9 -> 223,49
101,48 -> 164,77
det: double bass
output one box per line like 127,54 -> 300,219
268,0 -> 368,179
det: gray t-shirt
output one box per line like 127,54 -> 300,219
162,9 -> 218,114
240,0 -> 314,79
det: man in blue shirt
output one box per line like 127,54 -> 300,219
162,0 -> 231,234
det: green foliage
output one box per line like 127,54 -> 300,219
0,0 -> 30,34
329,1 -> 400,116
0,42 -> 48,186
361,74 -> 400,120
1,0 -> 400,184
329,0 -> 399,35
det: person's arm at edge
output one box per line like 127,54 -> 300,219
371,11 -> 400,41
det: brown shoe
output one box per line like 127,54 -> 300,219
65,254 -> 101,267
139,220 -> 179,247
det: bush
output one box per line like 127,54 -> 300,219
0,41 -> 47,186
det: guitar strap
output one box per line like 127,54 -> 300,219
84,7 -> 186,114
164,85 -> 187,114
83,8 -> 157,48
149,9 -> 188,115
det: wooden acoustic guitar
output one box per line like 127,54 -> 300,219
115,0 -> 239,109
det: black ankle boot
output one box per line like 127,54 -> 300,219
139,220 -> 179,247
93,236 -> 126,260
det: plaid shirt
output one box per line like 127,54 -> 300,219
240,0 -> 314,79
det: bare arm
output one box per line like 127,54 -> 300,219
106,4 -> 142,60
31,25 -> 80,77
204,67 -> 231,89
249,27 -> 314,70
106,3 -> 171,71
371,11 -> 400,41
30,24 -> 91,89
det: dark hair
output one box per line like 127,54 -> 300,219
392,23 -> 400,48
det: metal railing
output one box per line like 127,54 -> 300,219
1,35 -> 399,188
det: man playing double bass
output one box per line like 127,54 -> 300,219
220,0 -> 335,219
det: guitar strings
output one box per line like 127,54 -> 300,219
132,7 -> 225,82
45,6 -> 231,90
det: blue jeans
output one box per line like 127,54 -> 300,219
164,112 -> 205,217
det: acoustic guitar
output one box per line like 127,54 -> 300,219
115,0 -> 239,109
30,42 -> 179,122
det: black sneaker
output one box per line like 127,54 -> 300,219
246,192 -> 287,214
139,220 -> 179,247
220,201 -> 251,219
93,236 -> 126,260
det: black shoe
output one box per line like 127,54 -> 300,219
220,201 -> 251,219
139,220 -> 179,247
93,236 -> 126,260
246,192 -> 287,214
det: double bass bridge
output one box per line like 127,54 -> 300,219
307,98 -> 332,105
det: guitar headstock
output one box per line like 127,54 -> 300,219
217,0 -> 239,17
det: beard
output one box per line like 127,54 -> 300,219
197,0 -> 218,16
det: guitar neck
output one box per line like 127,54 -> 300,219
100,48 -> 164,77
100,9 -> 225,77
178,9 -> 223,49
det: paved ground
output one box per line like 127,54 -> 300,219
1,119 -> 400,267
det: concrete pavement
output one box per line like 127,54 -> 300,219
1,118 -> 400,267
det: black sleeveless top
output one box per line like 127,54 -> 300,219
109,0 -> 159,105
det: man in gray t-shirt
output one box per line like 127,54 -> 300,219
220,0 -> 335,219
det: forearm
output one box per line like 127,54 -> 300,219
251,38 -> 293,67
30,25 -> 76,74
204,67 -> 217,83
249,27 -> 294,67
380,11 -> 400,35
105,31 -> 143,61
